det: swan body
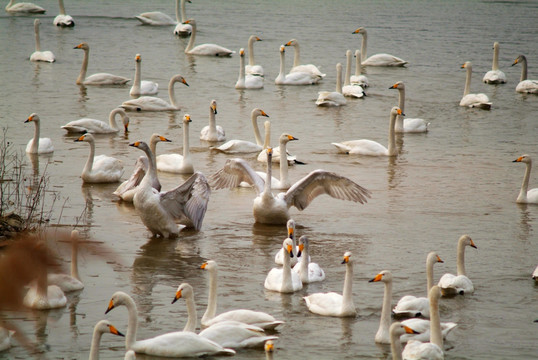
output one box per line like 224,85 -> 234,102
236,48 -> 264,89
513,154 -> 538,204
62,108 -> 129,134
75,134 -> 124,183
53,0 -> 74,27
264,238 -> 303,293
212,108 -> 269,153
275,45 -> 319,85
304,251 -> 356,317
438,235 -> 477,296
47,230 -> 84,292
332,106 -> 402,156
483,42 -> 506,84
389,81 -> 429,133
5,0 -> 45,13
30,19 -> 55,63
122,74 -> 188,111
293,235 -> 325,283
342,50 -> 366,98
130,54 -> 158,97
284,39 -> 325,79
209,148 -> 371,225
201,260 -> 284,330
316,63 -> 347,106
350,49 -> 368,87
512,55 -> 538,94
89,320 -> 125,360
130,141 -> 210,236
135,11 -> 175,26
24,113 -> 54,154
352,27 -> 407,66
460,61 -> 492,109
157,114 -> 194,174
174,0 -> 192,36
184,19 -> 234,56
74,42 -> 130,85
23,269 -> 67,310
200,100 -> 225,142
246,35 -> 264,76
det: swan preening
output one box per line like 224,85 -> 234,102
209,147 -> 371,225
122,74 -> 188,111
512,154 -> 538,204
284,39 -> 325,79
200,100 -> 226,142
24,113 -> 54,154
130,53 -> 158,97
174,0 -> 192,36
342,50 -> 366,98
389,81 -> 429,133
275,45 -> 320,85
5,0 -> 45,13
236,48 -> 264,89
184,19 -> 234,56
350,49 -> 368,87
512,55 -> 538,94
89,320 -> 125,360
156,114 -> 194,174
293,235 -> 325,283
62,108 -> 129,134
54,0 -> 74,27
352,27 -> 407,67
460,61 -> 492,109
74,42 -> 130,86
438,234 -> 477,296
246,35 -> 264,76
30,19 -> 55,63
47,230 -> 84,292
264,238 -> 303,293
212,108 -> 269,153
483,42 -> 506,84
316,63 -> 347,106
75,134 -> 124,183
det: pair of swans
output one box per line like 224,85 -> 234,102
30,19 -> 55,63
5,0 -> 45,13
513,154 -> 538,204
332,106 -> 402,156
212,108 -> 269,154
275,45 -> 320,85
74,42 -> 130,86
389,81 -> 429,133
156,114 -> 194,174
460,61 -> 492,109
62,108 -> 129,134
352,27 -> 407,67
75,134 -> 124,183
25,113 -> 54,154
183,19 -> 234,56
512,55 -> 538,94
246,35 -> 264,76
209,147 -> 371,225
121,74 -> 188,111
350,49 -> 369,87
284,39 -> 325,79
438,234 -> 477,296
200,99 -> 225,142
316,63 -> 347,106
264,238 -> 303,293
236,48 -> 264,89
342,50 -> 366,98
54,0 -> 74,27
130,53 -> 158,96
483,42 -> 506,84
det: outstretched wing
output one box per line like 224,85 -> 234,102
208,158 -> 265,194
113,156 -> 160,198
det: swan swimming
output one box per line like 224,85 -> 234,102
275,45 -> 319,85
53,0 -> 74,27
264,238 -> 303,293
438,234 -> 477,296
342,50 -> 366,98
24,113 -> 54,154
316,63 -> 347,106
483,42 -> 506,84
200,99 -> 226,142
460,61 -> 492,109
74,42 -> 130,85
130,53 -> 158,97
183,19 -> 234,56
352,27 -> 407,66
389,81 -> 429,133
62,108 -> 129,134
5,0 -> 45,13
174,0 -> 192,36
512,154 -> 538,204
75,134 -> 124,183
512,55 -> 538,94
235,48 -> 264,89
122,74 -> 188,111
157,114 -> 195,174
293,235 -> 325,284
246,35 -> 264,76
47,230 -> 84,292
30,19 -> 55,63
212,108 -> 269,154
284,39 -> 325,79
350,49 -> 368,87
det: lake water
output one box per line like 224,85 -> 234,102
0,0 -> 537,359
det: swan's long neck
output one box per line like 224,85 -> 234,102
292,43 -> 301,68
262,152 -> 273,199
344,51 -> 352,86
133,60 -> 141,91
429,288 -> 443,348
180,0 -> 187,22
252,113 -> 263,146
248,36 -> 256,66
456,238 -> 467,276
30,120 -> 40,153
463,65 -> 472,96
237,53 -> 246,85
71,235 -> 80,281
58,0 -> 66,15
426,254 -> 436,294
168,78 -> 180,109
336,64 -> 343,94
140,145 -> 157,188
282,245 -> 292,291
202,268 -> 218,324
123,296 -> 139,350
6,0 -> 15,11
355,51 -> 363,76
183,292 -> 197,332
341,260 -> 354,313
109,108 -> 123,131
360,32 -> 367,61
88,328 -> 103,360
276,49 -> 286,83
387,111 -> 397,156
175,0 -> 181,22
492,43 -> 499,71
518,161 -> 532,203
390,329 -> 404,360
297,241 -> 309,283
208,107 -> 217,139
185,21 -> 196,52
396,88 -> 405,131
77,48 -> 89,85
34,21 -> 41,52
520,56 -> 528,82
278,140 -> 290,188
83,138 -> 96,178
263,121 -> 271,149
183,120 -> 190,159
376,278 -> 393,343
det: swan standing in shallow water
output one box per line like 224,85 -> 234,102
512,55 -> 538,94
332,106 -> 402,156
483,42 -> 506,84
156,114 -> 194,174
209,148 -> 371,225
30,19 -> 55,63
512,154 -> 538,204
5,0 -> 45,13
304,251 -> 356,317
212,108 -> 269,153
47,230 -> 84,292
284,39 -> 325,79
235,48 -> 264,89
200,100 -> 225,142
62,108 -> 129,134
246,35 -> 264,76
183,19 -> 234,56
438,235 -> 477,296
174,0 -> 192,36
316,63 -> 347,106
389,81 -> 429,133
352,27 -> 407,66
75,134 -> 124,183
342,50 -> 366,98
122,74 -> 188,111
89,320 -> 125,360
350,50 -> 368,87
24,113 -> 54,154
275,45 -> 319,85
74,42 -> 130,85
53,0 -> 74,27
460,61 -> 492,109
130,54 -> 158,97
293,235 -> 325,284
264,238 -> 303,293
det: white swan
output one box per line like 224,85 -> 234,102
332,106 -> 402,156
257,133 -> 298,190
246,35 -> 264,76
274,219 -> 299,266
513,154 -> 538,204
256,121 -> 303,165
105,291 -> 235,357
264,238 -> 303,293
30,19 -> 55,63
200,100 -> 225,142
24,113 -> 54,154
47,230 -> 84,292
460,61 -> 492,109
74,42 -> 130,86
293,235 -> 325,284
62,108 -> 129,134
303,251 -> 356,317
174,0 -> 192,36
393,252 -> 444,318
483,42 -> 506,84
183,19 -> 234,56
122,74 -> 188,111
512,55 -> 538,94
135,5 -> 176,26
75,134 -> 124,183
438,235 -> 477,296
235,48 -> 264,89
284,39 -> 325,79
342,50 -> 366,98
200,260 -> 285,330
316,63 -> 347,106
5,0 -> 45,13
89,320 -> 125,360
212,108 -> 269,153
209,147 -> 371,225
388,322 -> 421,360
352,27 -> 407,67
23,272 -> 67,310
275,45 -> 319,85
389,81 -> 429,133
130,54 -> 158,97
265,340 -> 275,359
53,0 -> 74,27
156,114 -> 194,174
130,141 -> 210,236
350,50 -> 368,87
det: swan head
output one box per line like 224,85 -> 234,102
391,106 -> 404,117
34,18 -> 40,27
493,41 -> 499,50
279,45 -> 285,54
94,320 -> 125,337
283,238 -> 294,258
342,251 -> 352,264
354,49 -> 361,58
352,27 -> 366,35
129,140 -> 150,152
73,42 -> 89,50
389,81 -> 404,90
264,339 -> 275,353
150,134 -> 172,144
171,283 -> 193,304
461,61 -> 472,70
427,251 -> 444,265
183,19 -> 195,25
297,235 -> 308,257
249,35 -> 262,43
512,55 -> 526,66
267,147 -> 273,157
210,99 -> 217,115
24,113 -> 40,123
105,291 -> 130,314
74,133 -> 95,143
368,270 -> 392,283
286,219 -> 295,239
389,322 -> 420,338
284,39 -> 297,47
172,74 -> 189,87
513,154 -> 531,165
183,114 -> 192,124
201,260 -> 217,271
459,234 -> 477,249
253,108 -> 270,118
280,133 -> 298,144
135,54 -> 141,63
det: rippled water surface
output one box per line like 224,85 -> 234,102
1,0 -> 537,359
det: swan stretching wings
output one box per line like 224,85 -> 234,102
122,74 -> 188,111
74,42 -> 130,85
513,154 -> 538,204
30,19 -> 55,63
512,55 -> 538,94
183,19 -> 234,56
389,81 -> 429,133
5,0 -> 45,13
483,42 -> 506,84
53,0 -> 74,27
130,54 -> 158,96
24,113 -> 54,154
75,134 -> 124,183
352,27 -> 407,67
62,108 -> 129,134
438,235 -> 477,296
460,62 -> 492,109
316,63 -> 347,106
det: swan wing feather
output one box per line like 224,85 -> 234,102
209,158 -> 265,194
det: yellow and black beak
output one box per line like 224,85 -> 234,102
297,243 -> 304,258
403,325 -> 420,334
74,135 -> 85,142
470,239 -> 477,249
368,273 -> 383,283
105,299 -> 115,314
129,141 -> 141,148
109,324 -> 125,337
341,255 -> 350,264
171,289 -> 182,304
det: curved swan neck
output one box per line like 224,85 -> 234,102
252,112 -> 263,146
77,47 -> 89,85
59,0 -> 66,15
168,77 -> 180,109
123,295 -> 139,350
185,20 -> 196,52
360,31 -> 367,61
429,288 -> 443,348
6,0 -> 14,11
89,327 -> 103,360
519,56 -> 528,82
248,36 -> 256,66
34,20 -> 41,52
342,260 -> 354,311
518,160 -> 532,203
183,292 -> 197,332
279,140 -> 290,187
396,87 -> 405,131
387,111 -> 397,156
109,109 -> 124,131
456,238 -> 467,276
463,64 -> 472,96
336,64 -> 343,94
292,42 -> 301,68
202,267 -> 218,323
344,51 -> 352,86
140,144 -> 157,187
492,43 -> 500,71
